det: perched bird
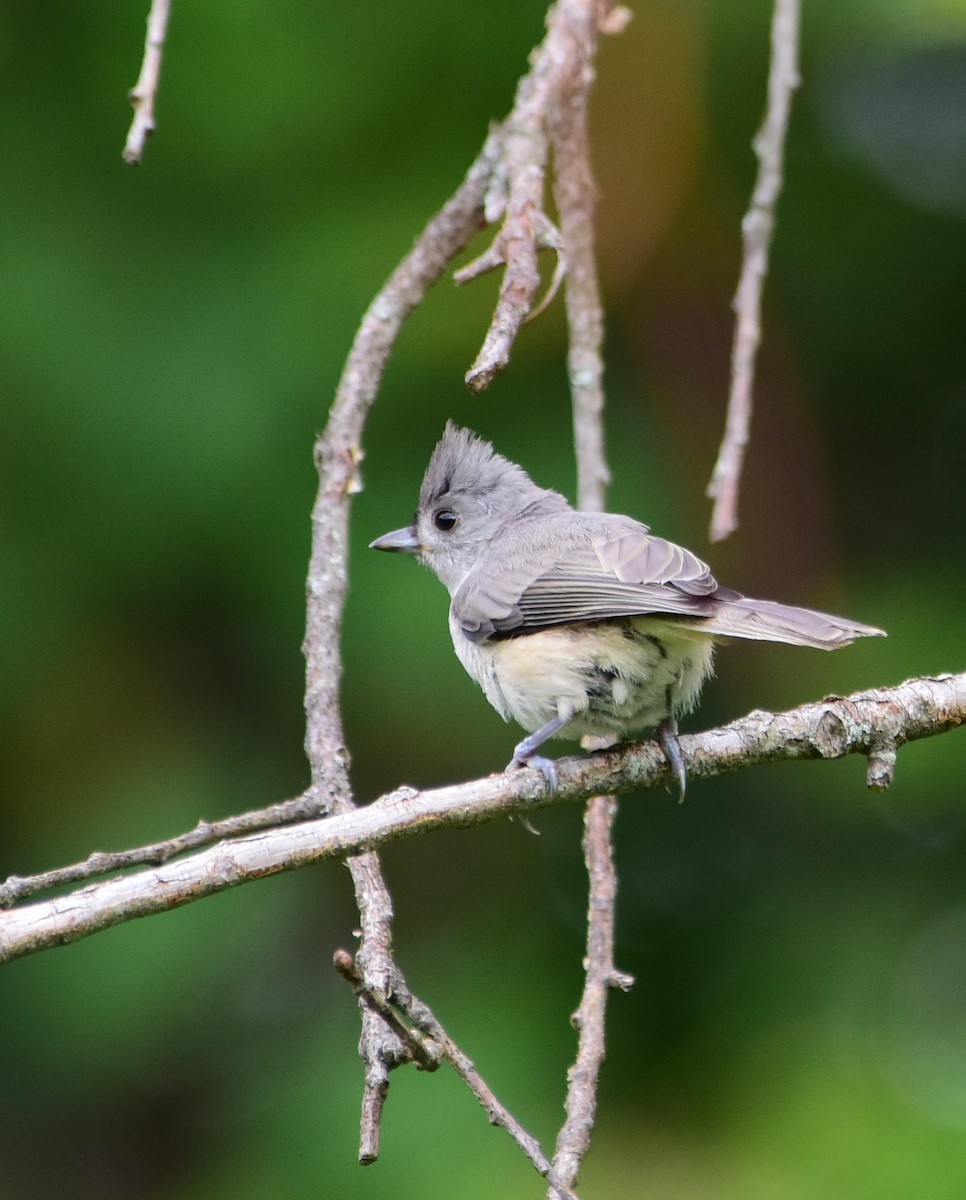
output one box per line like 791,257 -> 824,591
370,423 -> 884,792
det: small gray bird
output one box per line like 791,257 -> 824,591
371,423 -> 884,792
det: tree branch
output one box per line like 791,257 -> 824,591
550,796 -> 634,1198
123,0 -> 173,165
706,0 -> 801,541
550,7 -> 611,515
0,793 -> 330,908
543,3 -> 626,1192
301,135 -> 496,1162
334,950 -> 581,1200
298,0 -> 632,1159
456,0 -> 625,392
3,673 -> 961,967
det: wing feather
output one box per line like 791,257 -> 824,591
453,518 -> 721,642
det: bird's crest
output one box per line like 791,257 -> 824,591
420,422 -> 537,509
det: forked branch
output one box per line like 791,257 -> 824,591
299,0 -> 633,1166
456,0 -> 629,392
87,1 -> 941,1193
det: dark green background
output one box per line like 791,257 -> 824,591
2,2 -> 965,1196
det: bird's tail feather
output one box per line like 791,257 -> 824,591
690,598 -> 886,650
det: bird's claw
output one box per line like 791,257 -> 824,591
507,752 -> 559,794
657,718 -> 687,801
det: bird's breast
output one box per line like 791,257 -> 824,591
450,613 -> 715,741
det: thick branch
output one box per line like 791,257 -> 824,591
2,674 -> 961,965
706,0 -> 801,541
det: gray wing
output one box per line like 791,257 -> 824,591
453,517 -> 724,643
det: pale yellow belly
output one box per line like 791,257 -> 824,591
453,615 -> 715,742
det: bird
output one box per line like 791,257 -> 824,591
370,423 -> 885,794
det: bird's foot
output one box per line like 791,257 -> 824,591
657,717 -> 687,801
507,749 -> 559,794
507,716 -> 570,794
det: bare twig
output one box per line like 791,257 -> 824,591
302,137 -> 496,1162
542,2 -> 623,1191
550,1 -> 610,515
335,950 -> 581,1200
0,792 -> 323,908
301,0 -> 625,1154
3,672 -> 961,964
123,0 -> 173,165
551,797 -> 634,1197
458,0 -> 626,392
543,5 -> 627,1191
706,0 -> 801,542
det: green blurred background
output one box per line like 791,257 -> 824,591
2,1 -> 965,1196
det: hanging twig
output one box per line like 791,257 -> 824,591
551,797 -> 634,1197
335,950 -> 581,1200
551,9 -> 612,515
543,2 -> 629,1194
123,0 -> 173,164
457,0 -> 627,393
706,0 -> 801,542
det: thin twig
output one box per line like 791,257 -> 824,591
123,0 -> 173,165
706,0 -> 801,542
3,672 -> 960,961
0,792 -> 323,908
542,2 -> 620,1192
545,5 -> 625,1192
458,0 -> 624,392
551,798 -> 634,1197
303,0 -> 626,1156
550,2 -> 610,515
334,951 -> 581,1200
302,137 -> 496,1163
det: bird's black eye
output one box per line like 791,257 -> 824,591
433,509 -> 458,532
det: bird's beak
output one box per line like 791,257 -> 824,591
369,525 -> 421,553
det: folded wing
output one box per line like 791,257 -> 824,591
454,518 -> 721,641
453,514 -> 885,649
